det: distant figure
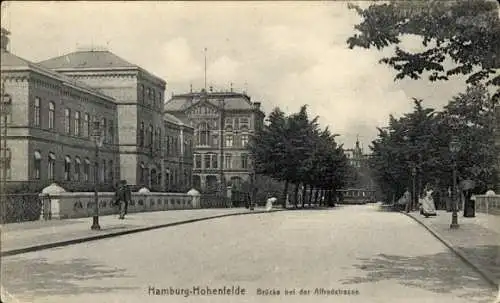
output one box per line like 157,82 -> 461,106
266,194 -> 277,211
419,184 -> 437,217
114,180 -> 131,219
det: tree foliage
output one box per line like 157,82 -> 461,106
347,0 -> 500,100
369,84 -> 498,202
249,105 -> 349,207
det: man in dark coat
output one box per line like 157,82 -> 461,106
115,180 -> 131,219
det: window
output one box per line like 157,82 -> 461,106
224,153 -> 232,169
241,153 -> 249,169
34,97 -> 41,127
139,162 -> 145,183
101,118 -> 107,142
1,148 -> 11,179
225,118 -> 233,130
64,108 -> 71,134
101,159 -> 106,182
152,89 -> 156,106
197,122 -> 210,146
158,91 -> 162,105
48,102 -> 55,130
109,123 -> 114,144
48,153 -> 55,180
74,157 -> 81,181
225,134 -> 233,147
64,156 -> 71,181
213,134 -> 219,147
34,151 -> 41,179
194,154 -> 202,169
211,153 -> 218,169
140,84 -> 145,102
147,88 -> 151,101
240,117 -> 249,130
74,111 -> 81,136
158,128 -> 161,151
139,122 -> 145,147
84,158 -> 90,182
108,160 -> 113,183
83,113 -> 90,137
204,154 -> 211,169
241,134 -> 249,147
148,124 -> 153,149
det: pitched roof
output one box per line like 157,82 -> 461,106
38,50 -> 137,69
1,51 -> 113,101
164,91 -> 254,112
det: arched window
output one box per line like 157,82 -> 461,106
74,111 -> 81,136
148,124 -> 154,149
197,122 -> 210,146
48,102 -> 55,130
84,113 -> 90,137
34,97 -> 41,127
84,158 -> 90,182
48,153 -> 56,180
64,156 -> 71,181
139,162 -> 145,183
139,122 -> 145,147
64,108 -> 71,134
74,157 -> 81,181
158,128 -> 162,151
33,150 -> 42,179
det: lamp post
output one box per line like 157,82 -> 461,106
411,165 -> 417,211
449,136 -> 460,229
91,120 -> 104,230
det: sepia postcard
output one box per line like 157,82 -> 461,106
0,1 -> 499,302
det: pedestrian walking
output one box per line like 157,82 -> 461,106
114,180 -> 131,219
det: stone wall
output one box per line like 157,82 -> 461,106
39,184 -> 201,220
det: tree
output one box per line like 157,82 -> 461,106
347,0 -> 500,101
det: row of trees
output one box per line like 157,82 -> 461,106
369,85 -> 498,202
249,105 -> 349,207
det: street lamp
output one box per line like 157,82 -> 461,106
449,136 -> 461,229
91,120 -> 104,230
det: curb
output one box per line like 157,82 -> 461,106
401,211 -> 498,290
1,209 -> 284,257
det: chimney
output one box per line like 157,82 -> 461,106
1,28 -> 11,52
253,102 -> 261,110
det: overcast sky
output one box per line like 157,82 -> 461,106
1,1 -> 467,150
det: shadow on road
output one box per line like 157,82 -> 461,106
341,251 -> 495,302
2,257 -> 138,300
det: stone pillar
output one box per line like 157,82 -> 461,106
40,183 -> 67,220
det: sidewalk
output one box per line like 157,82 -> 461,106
0,208 -> 280,257
403,210 -> 500,290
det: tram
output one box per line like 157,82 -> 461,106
336,188 -> 376,205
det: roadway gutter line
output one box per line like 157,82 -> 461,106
1,209 -> 285,257
401,211 -> 498,290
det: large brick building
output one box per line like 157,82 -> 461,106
0,28 -> 193,192
164,89 -> 264,192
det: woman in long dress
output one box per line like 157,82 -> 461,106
265,194 -> 276,211
420,184 -> 437,217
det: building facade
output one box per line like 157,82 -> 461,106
1,30 -> 119,191
164,89 -> 264,192
0,28 -> 193,192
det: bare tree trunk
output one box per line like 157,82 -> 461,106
302,184 -> 308,207
314,189 -> 319,205
294,183 -> 300,208
308,186 -> 313,206
283,180 -> 289,209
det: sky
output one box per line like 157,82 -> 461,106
1,1 -> 468,150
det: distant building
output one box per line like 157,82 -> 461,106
344,137 -> 374,190
164,89 -> 265,192
0,28 -> 193,192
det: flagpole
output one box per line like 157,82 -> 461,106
204,48 -> 207,91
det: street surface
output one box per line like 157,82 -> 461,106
1,204 -> 497,303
